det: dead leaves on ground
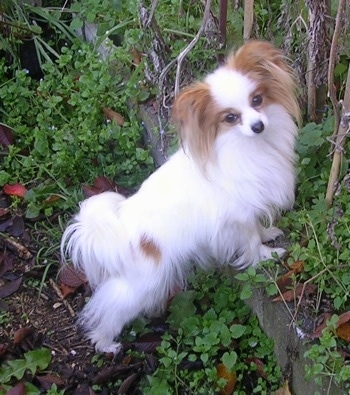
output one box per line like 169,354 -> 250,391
312,311 -> 350,342
272,260 -> 317,303
82,176 -> 117,198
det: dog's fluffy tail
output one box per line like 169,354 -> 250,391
61,191 -> 128,288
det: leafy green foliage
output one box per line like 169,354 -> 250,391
0,21 -> 153,217
304,315 -> 350,388
141,271 -> 281,394
0,348 -> 51,384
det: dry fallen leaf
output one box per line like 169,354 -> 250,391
36,374 -> 65,390
275,379 -> 292,395
131,47 -> 143,65
82,176 -> 117,198
337,322 -> 350,342
0,277 -> 22,298
312,313 -> 332,338
276,260 -> 305,293
59,283 -> 78,299
217,363 -> 237,395
245,357 -> 268,380
336,311 -> 350,342
59,264 -> 87,289
13,326 -> 34,345
287,260 -> 304,273
5,381 -> 26,395
0,123 -> 14,147
103,107 -> 125,126
273,283 -> 317,302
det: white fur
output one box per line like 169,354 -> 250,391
61,47 -> 298,353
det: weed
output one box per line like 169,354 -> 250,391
0,348 -> 51,386
304,315 -> 350,390
140,270 -> 282,394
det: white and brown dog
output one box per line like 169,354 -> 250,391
61,41 -> 300,353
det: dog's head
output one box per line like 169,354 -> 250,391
172,40 -> 300,168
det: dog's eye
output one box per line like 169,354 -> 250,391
224,113 -> 239,123
252,94 -> 263,107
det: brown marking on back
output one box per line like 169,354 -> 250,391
140,234 -> 162,263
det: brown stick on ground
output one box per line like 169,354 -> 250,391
0,233 -> 33,260
325,66 -> 350,207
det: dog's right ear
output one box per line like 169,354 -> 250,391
172,82 -> 219,168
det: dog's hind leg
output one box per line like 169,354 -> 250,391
78,277 -> 150,353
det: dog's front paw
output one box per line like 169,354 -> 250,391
259,245 -> 286,261
95,340 -> 123,354
261,226 -> 284,243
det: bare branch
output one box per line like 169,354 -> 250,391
243,0 -> 254,41
325,65 -> 350,206
174,0 -> 212,96
327,0 -> 345,134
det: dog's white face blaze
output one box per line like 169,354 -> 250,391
205,68 -> 269,137
61,40 -> 299,354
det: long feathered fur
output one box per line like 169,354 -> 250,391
61,40 -> 300,353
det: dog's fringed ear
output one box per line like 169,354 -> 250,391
227,40 -> 300,124
172,82 -> 218,169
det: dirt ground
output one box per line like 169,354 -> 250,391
0,186 -> 165,394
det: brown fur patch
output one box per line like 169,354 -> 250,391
172,82 -> 220,170
140,234 -> 162,263
226,40 -> 301,124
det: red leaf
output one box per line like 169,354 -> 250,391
337,322 -> 350,342
5,381 -> 26,395
103,107 -> 125,126
93,176 -> 116,191
245,357 -> 268,380
7,216 -> 25,237
36,374 -> 65,390
0,343 -> 8,357
337,311 -> 350,326
0,208 -> 10,218
0,124 -> 14,148
3,183 -> 28,198
0,217 -> 14,232
59,265 -> 87,288
81,185 -> 100,198
0,253 -> 14,277
72,384 -> 97,395
217,363 -> 237,395
273,283 -> 317,302
82,176 -> 117,198
312,313 -> 333,339
133,332 -> 162,353
0,277 -> 22,297
60,283 -> 78,298
13,327 -> 34,345
275,380 -> 292,395
118,372 -> 140,394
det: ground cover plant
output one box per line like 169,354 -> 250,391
0,0 -> 350,394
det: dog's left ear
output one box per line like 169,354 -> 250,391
172,82 -> 218,168
227,40 -> 300,123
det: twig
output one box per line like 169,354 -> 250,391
147,0 -> 159,26
0,233 -> 33,260
289,268 -> 329,327
243,0 -> 254,41
49,278 -> 75,317
174,0 -> 212,96
325,65 -> 350,206
327,0 -> 345,135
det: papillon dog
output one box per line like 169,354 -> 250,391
61,40 -> 300,353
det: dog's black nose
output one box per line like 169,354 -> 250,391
251,121 -> 264,133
